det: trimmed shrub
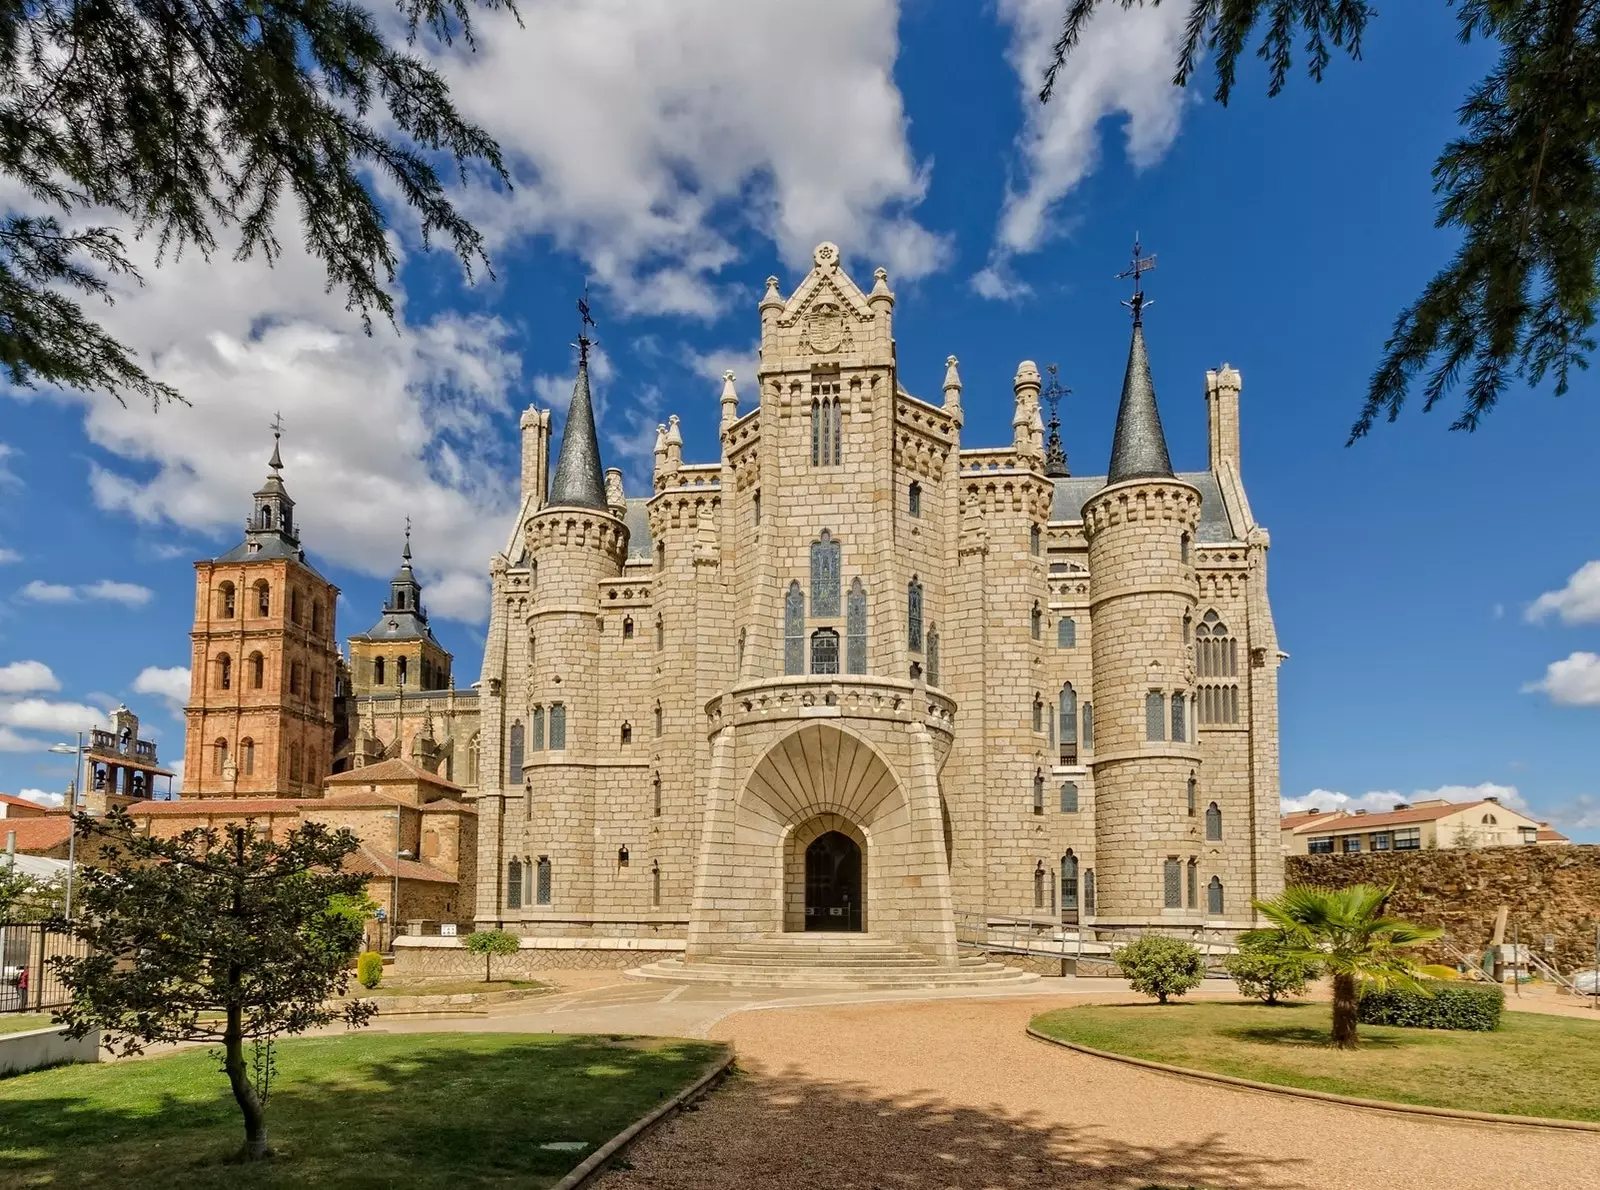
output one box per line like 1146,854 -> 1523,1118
1357,979 -> 1503,1031
1224,934 -> 1320,1005
1114,935 -> 1206,1003
464,928 -> 522,981
356,951 -> 384,989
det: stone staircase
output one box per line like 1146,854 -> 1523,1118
628,933 -> 1038,991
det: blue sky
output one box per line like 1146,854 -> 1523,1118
2,2 -> 1596,837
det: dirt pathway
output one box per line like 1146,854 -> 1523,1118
595,994 -> 1599,1190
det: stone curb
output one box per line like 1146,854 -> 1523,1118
551,1049 -> 736,1190
337,987 -> 546,1013
1024,1026 -> 1600,1134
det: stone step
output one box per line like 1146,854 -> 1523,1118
628,956 -> 1038,991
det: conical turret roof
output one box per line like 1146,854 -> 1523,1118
547,349 -> 608,509
1106,318 -> 1174,484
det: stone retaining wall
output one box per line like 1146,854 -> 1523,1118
394,939 -> 681,978
1288,845 -> 1600,974
0,1026 -> 100,1076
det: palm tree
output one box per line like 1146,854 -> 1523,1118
1247,884 -> 1441,1049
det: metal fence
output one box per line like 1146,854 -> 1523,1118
1,921 -> 87,1014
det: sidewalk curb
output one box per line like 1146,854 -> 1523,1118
551,1048 -> 736,1189
1025,1026 -> 1600,1133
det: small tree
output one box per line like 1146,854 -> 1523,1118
1114,935 -> 1206,1004
1224,931 -> 1320,1005
1249,883 -> 1441,1049
0,865 -> 66,921
464,928 -> 521,982
52,810 -> 376,1160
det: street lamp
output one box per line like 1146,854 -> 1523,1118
380,809 -> 414,952
47,733 -> 86,919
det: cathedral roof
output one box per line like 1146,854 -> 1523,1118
1106,318 -> 1175,484
353,609 -> 441,645
547,347 -> 608,509
212,433 -> 329,579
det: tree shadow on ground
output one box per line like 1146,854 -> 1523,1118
0,1033 -> 722,1189
595,1064 -> 1309,1190
1219,1025 -> 1403,1050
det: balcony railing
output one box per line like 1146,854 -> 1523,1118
89,730 -> 159,763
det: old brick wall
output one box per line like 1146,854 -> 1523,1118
1287,846 -> 1600,973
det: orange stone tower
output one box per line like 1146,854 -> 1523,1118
183,429 -> 341,798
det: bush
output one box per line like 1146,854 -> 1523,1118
356,951 -> 384,989
1357,979 -> 1504,1031
1224,933 -> 1320,1004
1114,935 -> 1206,1003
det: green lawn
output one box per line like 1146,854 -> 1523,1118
353,978 -> 547,998
0,1015 -> 54,1036
1032,1000 -> 1600,1122
0,1031 -> 726,1188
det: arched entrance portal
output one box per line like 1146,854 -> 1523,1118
804,830 -> 863,931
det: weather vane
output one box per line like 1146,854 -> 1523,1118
1043,364 -> 1069,478
1116,235 -> 1157,325
575,282 -> 597,366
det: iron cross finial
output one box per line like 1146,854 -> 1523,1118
1116,234 -> 1157,325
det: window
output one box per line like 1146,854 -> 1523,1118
1200,684 -> 1240,725
312,602 -> 323,633
1029,524 -> 1041,555
1187,857 -> 1198,908
1371,832 -> 1391,851
784,581 -> 805,675
1519,826 -> 1538,844
1030,602 -> 1042,640
652,863 -> 661,908
1058,683 -> 1078,765
1180,532 -> 1191,565
1061,852 -> 1079,911
1146,691 -> 1166,741
219,582 -> 236,618
737,628 -> 746,671
810,628 -> 840,675
290,590 -> 301,624
907,578 -> 923,652
1342,834 -> 1361,853
908,481 -> 921,517
1187,773 -> 1197,816
845,579 -> 868,674
623,616 -> 634,640
653,773 -> 662,817
1060,781 -> 1078,813
1171,692 -> 1186,742
1032,694 -> 1044,733
309,671 -> 321,704
375,656 -> 386,686
1307,836 -> 1335,854
241,738 -> 255,776
509,721 -> 525,781
1084,868 -> 1096,912
1082,702 -> 1093,751
1163,858 -> 1182,909
1033,864 -> 1046,910
926,626 -> 940,687
507,859 -> 523,910
217,653 -> 232,690
213,737 -> 228,774
1394,828 -> 1421,851
620,722 -> 632,745
536,856 -> 552,904
1206,802 -> 1222,841
1207,876 -> 1224,916
549,703 -> 566,750
1058,616 -> 1076,648
1196,611 -> 1237,677
654,703 -> 663,738
811,530 -> 841,616
289,662 -> 302,695
1481,812 -> 1498,825
397,656 -> 408,687
1033,770 -> 1044,815
250,652 -> 264,689
255,580 -> 271,616
753,490 -> 761,526
810,381 -> 842,466
467,733 -> 480,785
530,706 -> 546,751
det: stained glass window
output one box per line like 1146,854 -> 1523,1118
536,856 -> 552,905
1059,683 -> 1077,765
784,581 -> 805,675
846,580 -> 867,674
810,629 -> 839,675
811,531 -> 841,616
549,703 -> 566,750
1059,782 -> 1078,813
1207,876 -> 1223,916
1171,692 -> 1186,742
507,859 -> 523,910
907,578 -> 923,652
1146,691 -> 1166,741
1163,859 -> 1182,908
1061,852 -> 1079,909
509,721 -> 525,781
1058,616 -> 1076,648
530,706 -> 545,751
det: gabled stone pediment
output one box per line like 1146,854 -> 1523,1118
776,243 -> 877,330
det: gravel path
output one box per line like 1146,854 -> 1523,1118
595,994 -> 1599,1190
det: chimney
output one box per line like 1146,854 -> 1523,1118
1393,803 -> 1410,810
1484,796 -> 1499,804
1354,809 -> 1367,816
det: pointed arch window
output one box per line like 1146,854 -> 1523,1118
217,653 -> 232,690
1207,876 -> 1224,916
1058,683 -> 1078,765
1033,863 -> 1046,910
810,530 -> 841,615
1163,858 -> 1182,909
926,625 -> 940,687
1171,692 -> 1186,743
530,706 -> 546,751
1061,852 -> 1079,912
1187,857 -> 1198,908
1082,702 -> 1093,751
467,733 -> 480,785
652,772 -> 662,818
908,481 -> 921,517
1030,602 -> 1042,640
1057,616 -> 1076,648
846,579 -> 868,674
508,720 -> 525,781
784,580 -> 805,675
623,616 -> 634,640
507,859 -> 523,910
549,704 -> 566,750
810,628 -> 839,675
1146,691 -> 1166,741
1032,693 -> 1044,732
1059,781 -> 1078,813
810,382 -> 842,466
620,722 -> 632,745
907,578 -> 923,652
1205,801 -> 1222,841
536,856 -> 552,905
1032,770 -> 1045,815
1196,611 -> 1237,678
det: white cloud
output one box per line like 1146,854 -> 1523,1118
421,573 -> 490,626
420,0 -> 947,316
16,579 -> 155,606
0,698 -> 110,736
18,581 -> 76,603
0,443 -> 19,485
15,788 -> 63,809
132,665 -> 192,712
0,548 -> 19,565
978,0 -> 1192,292
1527,561 -> 1600,625
1283,781 -> 1528,816
0,661 -> 60,695
1543,794 -> 1600,832
1524,651 -> 1600,707
0,726 -> 48,753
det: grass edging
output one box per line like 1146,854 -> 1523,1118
551,1047 -> 735,1189
1024,1025 -> 1600,1134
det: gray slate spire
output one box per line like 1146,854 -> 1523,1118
547,343 -> 608,509
1106,318 -> 1174,483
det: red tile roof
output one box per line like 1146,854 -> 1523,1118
0,792 -> 51,816
1284,800 -> 1538,833
315,791 -> 475,814
322,758 -> 463,793
1,816 -> 73,853
129,798 -> 307,816
1537,825 -> 1571,843
346,844 -> 458,884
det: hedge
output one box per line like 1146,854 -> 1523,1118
1356,979 -> 1503,1031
